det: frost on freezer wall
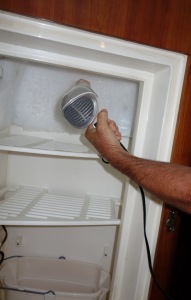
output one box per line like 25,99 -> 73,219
0,57 -> 139,137
0,59 -> 24,130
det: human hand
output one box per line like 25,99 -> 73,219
85,109 -> 123,161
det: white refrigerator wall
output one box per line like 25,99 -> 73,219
0,57 -> 139,137
0,12 -> 187,300
0,56 -> 138,275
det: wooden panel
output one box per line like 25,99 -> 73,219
0,0 -> 191,54
148,205 -> 183,300
171,56 -> 191,165
149,55 -> 191,300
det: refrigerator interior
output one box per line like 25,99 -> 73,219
0,11 -> 187,300
0,56 -> 139,271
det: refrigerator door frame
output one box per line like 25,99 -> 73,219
0,11 -> 187,300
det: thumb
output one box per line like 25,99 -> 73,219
96,109 -> 109,127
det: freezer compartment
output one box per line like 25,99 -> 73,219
0,186 -> 121,226
0,132 -> 98,158
0,56 -> 136,159
0,256 -> 110,300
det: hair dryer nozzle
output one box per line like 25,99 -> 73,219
61,79 -> 98,128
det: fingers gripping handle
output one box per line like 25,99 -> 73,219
93,123 -> 127,164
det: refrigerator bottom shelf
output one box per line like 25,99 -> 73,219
0,256 -> 110,300
0,186 -> 121,226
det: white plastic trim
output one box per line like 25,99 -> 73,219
0,11 -> 187,300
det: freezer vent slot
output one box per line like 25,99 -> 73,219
0,186 -> 120,226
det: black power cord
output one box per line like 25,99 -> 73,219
0,225 -> 8,265
0,143 -> 174,299
102,141 -> 175,300
139,185 -> 175,300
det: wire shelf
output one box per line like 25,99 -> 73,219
0,186 -> 120,226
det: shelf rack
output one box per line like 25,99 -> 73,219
0,186 -> 121,226
0,134 -> 98,158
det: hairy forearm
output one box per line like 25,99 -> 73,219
109,149 -> 191,213
85,110 -> 191,213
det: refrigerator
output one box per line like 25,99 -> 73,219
0,11 -> 187,300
